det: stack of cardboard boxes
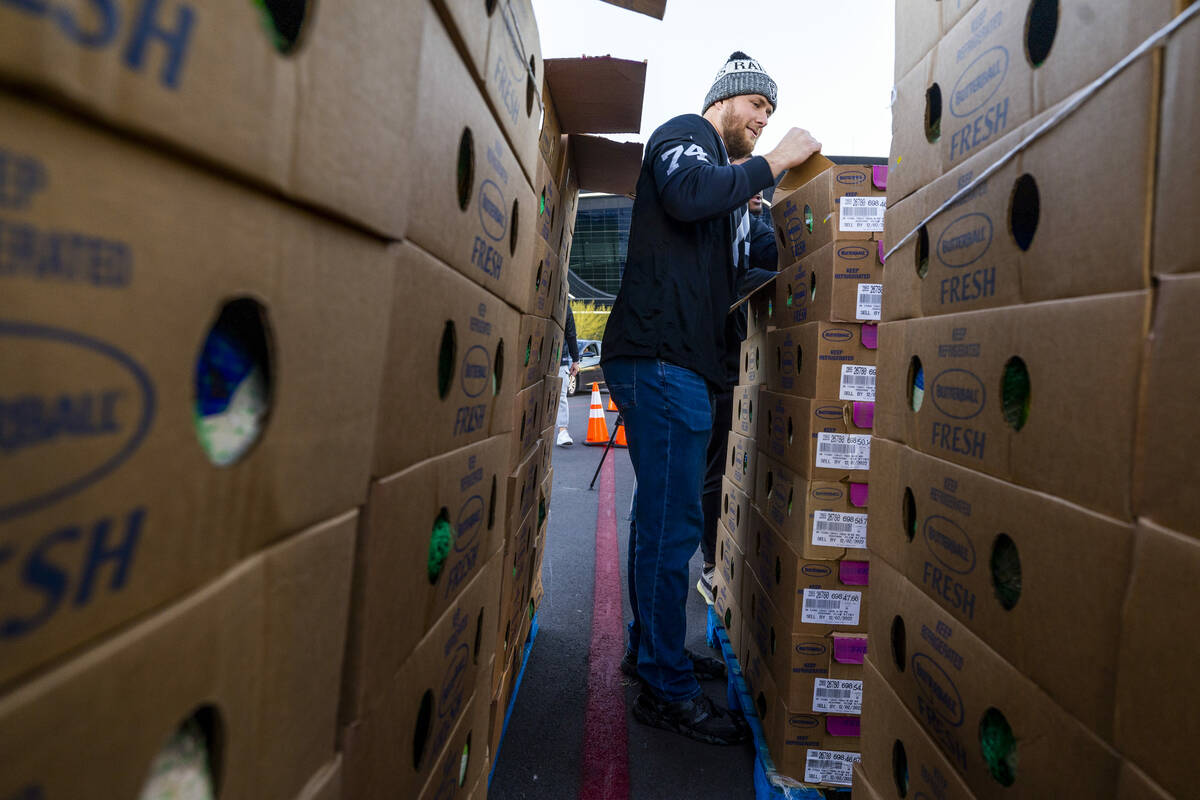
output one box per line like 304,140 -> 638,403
859,2 -> 1197,798
0,1 -> 576,798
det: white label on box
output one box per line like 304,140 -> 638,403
815,433 -> 871,471
812,678 -> 864,715
839,365 -> 876,402
801,589 -> 862,626
804,749 -> 861,786
838,197 -> 885,232
856,283 -> 883,320
812,511 -> 868,549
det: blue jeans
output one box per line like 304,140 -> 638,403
604,357 -> 712,702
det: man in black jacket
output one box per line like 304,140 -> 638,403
601,51 -> 820,744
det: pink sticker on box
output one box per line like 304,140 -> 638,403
828,715 -> 862,736
878,240 -> 886,264
840,561 -> 870,586
872,165 -> 888,190
833,635 -> 868,664
862,323 -> 878,350
850,482 -> 869,508
852,402 -> 874,429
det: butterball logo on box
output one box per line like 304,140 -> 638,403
816,405 -> 843,421
912,653 -> 965,726
0,322 -> 155,522
796,642 -> 828,657
786,217 -> 805,243
802,564 -> 833,578
836,171 -> 868,185
478,180 -> 508,242
461,345 -> 492,398
822,328 -> 853,343
837,245 -> 870,261
455,495 -> 485,553
951,46 -> 1009,118
789,715 -> 821,730
923,515 -> 976,574
812,487 -> 844,501
930,369 -> 986,420
937,213 -> 993,268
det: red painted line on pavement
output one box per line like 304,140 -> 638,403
578,454 -> 631,800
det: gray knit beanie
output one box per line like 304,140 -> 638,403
703,51 -> 778,113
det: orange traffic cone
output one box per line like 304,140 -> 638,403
613,417 -> 628,448
608,395 -> 618,412
584,383 -> 610,445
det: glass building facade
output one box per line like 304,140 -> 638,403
567,193 -> 634,304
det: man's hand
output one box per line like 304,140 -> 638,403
763,128 -> 822,178
570,362 -> 580,377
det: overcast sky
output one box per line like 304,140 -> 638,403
530,0 -> 896,159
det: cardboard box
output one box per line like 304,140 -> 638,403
739,332 -> 768,386
887,0 -> 1172,204
514,237 -> 561,318
0,94 -> 391,687
342,436 -> 510,723
0,0 -> 425,239
0,512 -> 356,800
746,288 -> 774,339
506,444 -> 542,536
1115,520 -> 1200,798
883,54 -> 1156,320
732,384 -> 760,440
743,518 -> 869,636
537,465 -> 554,540
851,761 -> 885,800
373,242 -> 520,479
868,437 -> 1133,739
711,555 -> 743,660
721,476 -> 752,553
715,522 -> 745,619
535,156 -> 563,246
860,658 -> 977,800
757,392 -> 873,482
774,241 -> 886,327
765,322 -> 879,402
544,320 -> 565,380
542,375 -> 564,428
539,85 -> 565,178
772,159 -> 887,269
869,556 -> 1122,800
294,756 -> 342,800
494,507 -> 536,692
1135,273 -> 1200,539
537,427 -> 555,484
1117,761 -> 1174,800
874,292 -> 1149,520
754,453 -> 869,560
516,314 -> 549,391
416,690 -> 491,800
504,380 -> 544,472
724,431 -> 758,495
406,10 -> 538,310
1154,10 -> 1200,275
342,554 -> 501,800
895,0 -> 944,81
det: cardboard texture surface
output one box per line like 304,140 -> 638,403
0,95 -> 390,688
495,507 -> 536,691
774,241 -> 885,327
0,0 -> 425,239
888,0 -> 1173,205
772,161 -> 887,270
1116,761 -> 1174,800
732,384 -> 760,440
1115,520 -> 1200,798
545,57 -> 647,134
757,392 -> 873,482
342,436 -> 509,724
519,237 -> 562,319
480,0 -> 543,185
765,322 -> 878,402
416,690 -> 491,800
745,289 -> 774,339
712,556 -> 743,660
539,87 -> 565,180
724,431 -> 758,495
868,438 -> 1133,739
506,440 -> 542,536
870,556 -> 1122,800
874,292 -> 1149,520
505,380 -> 545,473
883,56 -> 1156,320
342,555 -> 500,800
721,476 -> 752,553
0,512 -> 356,800
716,522 -> 745,622
294,757 -> 342,800
861,658 -> 978,800
517,314 -> 551,391
894,0 -> 945,80
1136,273 -> 1200,539
406,11 -> 538,310
535,157 -> 562,248
754,453 -> 869,560
851,761 -> 886,800
373,243 -> 519,480
740,333 -> 768,386
1154,10 -> 1200,275
569,134 -> 645,196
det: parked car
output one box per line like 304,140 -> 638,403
567,339 -> 605,395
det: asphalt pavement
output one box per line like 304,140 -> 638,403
488,392 -> 758,799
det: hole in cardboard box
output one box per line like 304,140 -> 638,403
539,189 -> 546,218
741,451 -> 749,474
723,494 -> 730,515
748,399 -> 753,425
787,415 -> 794,445
787,487 -> 794,517
786,282 -> 794,307
724,607 -> 733,628
1025,0 -> 1059,67
437,321 -> 457,400
990,533 -> 1022,610
756,692 -> 767,719
736,505 -> 740,527
194,297 -> 273,467
1009,174 -> 1040,251
538,493 -> 546,530
139,706 -> 223,800
485,0 -> 497,15
488,476 -> 497,530
916,225 -> 930,278
890,615 -> 907,672
459,733 -> 472,787
493,339 -> 505,396
907,356 -> 924,412
979,707 -> 1018,786
254,0 -> 311,55
777,228 -> 787,253
523,334 -> 532,367
1001,357 -> 1030,431
474,608 -> 484,665
457,129 -> 475,211
428,508 -> 452,584
804,204 -> 814,234
731,447 -> 738,469
526,55 -> 538,118
765,409 -> 773,438
769,624 -> 776,656
766,296 -> 773,320
810,270 -> 817,305
413,690 -> 434,770
892,739 -> 910,797
765,469 -> 774,500
510,199 -> 520,257
519,409 -> 527,442
754,345 -> 760,372
903,488 -> 917,542
774,555 -> 781,586
775,345 -> 782,376
925,83 -> 942,143
535,259 -> 543,293
796,345 -> 803,377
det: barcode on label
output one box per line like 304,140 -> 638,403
802,589 -> 862,625
857,283 -> 883,320
815,688 -> 854,698
841,206 -> 876,216
839,365 -> 876,402
812,678 -> 864,714
812,510 -> 869,548
804,749 -> 860,786
838,197 -> 885,233
815,433 -> 871,470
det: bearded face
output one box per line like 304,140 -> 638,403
716,94 -> 771,160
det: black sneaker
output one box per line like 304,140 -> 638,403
620,649 -> 726,682
632,691 -> 750,745
696,565 -> 716,604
